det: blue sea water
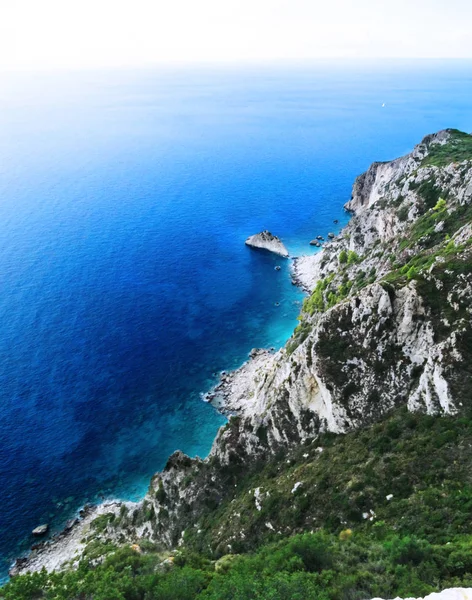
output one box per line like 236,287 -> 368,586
0,60 -> 471,578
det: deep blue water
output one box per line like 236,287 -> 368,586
0,60 -> 471,578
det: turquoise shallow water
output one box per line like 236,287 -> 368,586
0,60 -> 471,578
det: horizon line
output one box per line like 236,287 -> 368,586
2,56 -> 472,75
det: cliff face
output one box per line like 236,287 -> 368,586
128,129 -> 472,546
15,129 -> 472,575
209,129 -> 472,454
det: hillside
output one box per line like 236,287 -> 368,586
3,129 -> 472,599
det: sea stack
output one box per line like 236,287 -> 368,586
32,524 -> 49,537
245,230 -> 289,257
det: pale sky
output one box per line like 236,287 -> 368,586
1,0 -> 472,71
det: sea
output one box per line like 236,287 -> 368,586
0,59 -> 471,578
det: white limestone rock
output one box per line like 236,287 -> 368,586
370,588 -> 472,600
245,230 -> 289,257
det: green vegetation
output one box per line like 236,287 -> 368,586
397,193 -> 472,253
433,198 -> 447,212
302,272 -> 357,316
415,179 -> 444,210
302,273 -> 335,314
386,223 -> 472,292
347,250 -> 361,265
5,409 -> 472,599
337,249 -> 361,267
183,408 -> 472,556
397,204 -> 410,222
286,319 -> 312,355
91,513 -> 116,534
421,129 -> 472,167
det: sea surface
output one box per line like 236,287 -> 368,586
0,60 -> 471,578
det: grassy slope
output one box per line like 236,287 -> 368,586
4,409 -> 472,600
421,129 -> 472,167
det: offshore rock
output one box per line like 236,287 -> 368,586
245,230 -> 289,257
32,524 -> 49,536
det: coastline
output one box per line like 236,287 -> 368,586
9,221 -> 351,579
205,348 -> 278,418
9,354 -> 286,577
6,124 -> 472,598
9,501 -> 137,578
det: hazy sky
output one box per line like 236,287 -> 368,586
2,0 -> 472,70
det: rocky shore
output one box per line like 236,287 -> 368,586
203,348 -> 277,417
10,501 -> 135,578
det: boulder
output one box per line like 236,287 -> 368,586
32,524 -> 49,536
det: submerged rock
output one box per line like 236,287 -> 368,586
245,230 -> 289,257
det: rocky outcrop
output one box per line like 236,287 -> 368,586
371,589 -> 472,600
10,502 -> 127,577
345,129 -> 451,213
15,129 -> 472,576
245,230 -> 289,257
32,524 -> 49,537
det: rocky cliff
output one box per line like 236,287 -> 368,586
14,129 -> 472,576
210,128 -> 472,458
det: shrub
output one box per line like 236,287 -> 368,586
347,251 -> 361,265
397,205 -> 409,222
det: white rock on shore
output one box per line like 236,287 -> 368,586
207,348 -> 278,418
245,230 -> 289,257
292,252 -> 326,292
370,588 -> 472,600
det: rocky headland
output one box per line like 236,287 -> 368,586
7,129 -> 472,600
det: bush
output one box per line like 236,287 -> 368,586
347,251 -> 361,265
397,205 -> 410,222
385,536 -> 431,566
288,533 -> 333,572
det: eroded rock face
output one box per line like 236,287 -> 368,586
245,230 -> 289,257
